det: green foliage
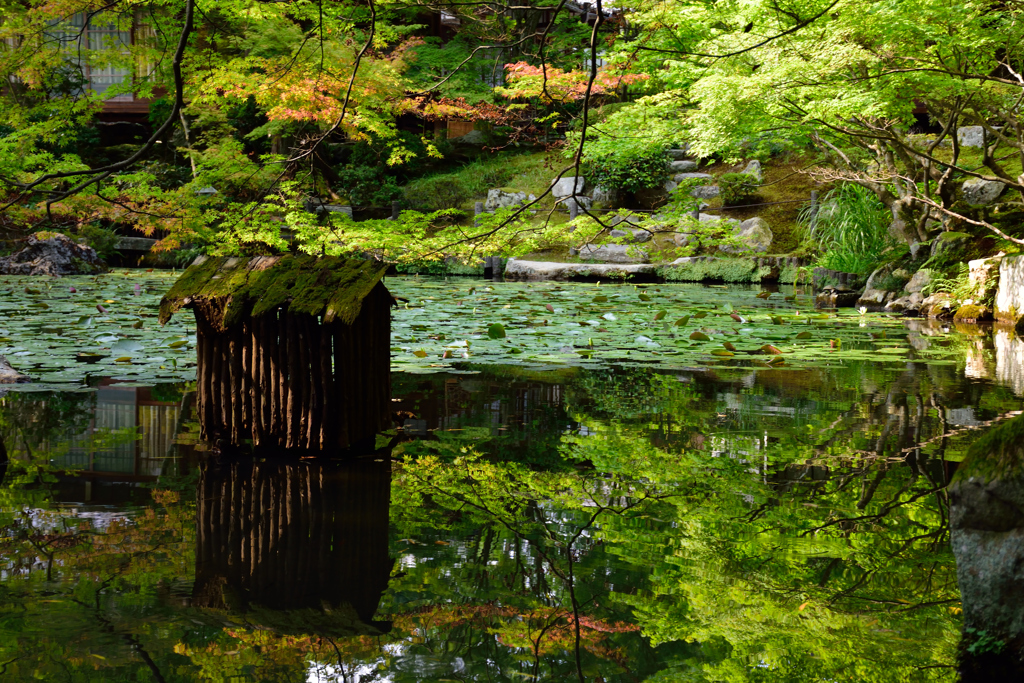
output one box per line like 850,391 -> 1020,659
803,184 -> 897,275
582,144 -> 667,193
717,172 -> 758,205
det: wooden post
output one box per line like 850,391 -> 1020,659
391,201 -> 401,221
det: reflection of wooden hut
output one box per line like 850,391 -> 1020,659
159,255 -> 392,451
192,457 -> 392,635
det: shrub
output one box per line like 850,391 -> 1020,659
718,172 -> 758,205
801,183 -> 898,275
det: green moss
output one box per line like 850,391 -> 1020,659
954,304 -> 993,322
657,258 -> 773,283
159,255 -> 389,329
395,259 -> 484,276
955,414 -> 1024,484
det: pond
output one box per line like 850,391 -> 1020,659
1,273 -> 1022,681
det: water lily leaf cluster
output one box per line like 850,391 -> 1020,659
0,271 -> 196,391
388,278 -> 966,375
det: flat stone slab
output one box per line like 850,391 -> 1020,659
504,259 -> 657,281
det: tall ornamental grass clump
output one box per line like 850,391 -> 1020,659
802,184 -> 897,274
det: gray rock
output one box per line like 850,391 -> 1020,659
504,258 -> 657,281
610,228 -> 653,244
905,269 -> 932,294
996,254 -> 1024,329
673,172 -> 714,182
665,146 -> 690,160
742,160 -> 763,182
719,217 -> 772,254
698,213 -> 741,229
885,295 -> 920,314
308,202 -> 353,218
674,232 -> 697,248
668,160 -> 698,173
690,185 -> 721,199
663,180 -> 679,193
630,229 -> 653,244
950,417 -> 1024,659
562,196 -> 592,214
931,231 -> 970,259
816,291 -> 860,308
485,189 -> 529,211
551,176 -> 586,198
963,177 -> 1006,206
738,217 -> 772,252
591,186 -> 617,206
970,256 -> 1002,303
0,356 -> 30,384
578,244 -> 649,264
957,125 -> 987,149
450,128 -> 487,144
921,292 -> 955,318
857,288 -> 892,310
0,233 -> 106,276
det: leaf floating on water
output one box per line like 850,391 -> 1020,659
710,349 -> 734,357
756,291 -> 772,299
770,316 -> 783,325
413,349 -> 428,358
96,304 -> 108,314
167,340 -> 188,349
654,310 -> 667,321
545,303 -> 554,313
24,287 -> 40,295
487,323 -> 506,339
638,293 -> 651,302
723,342 -> 737,352
674,315 -> 690,326
760,344 -> 783,355
693,312 -> 707,319
796,331 -> 812,340
690,331 -> 711,342
593,295 -> 608,303
730,313 -> 743,322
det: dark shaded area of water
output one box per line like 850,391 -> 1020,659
2,311 -> 1023,680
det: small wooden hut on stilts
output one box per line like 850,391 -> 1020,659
159,255 -> 392,451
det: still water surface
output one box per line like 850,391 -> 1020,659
2,280 -> 1021,681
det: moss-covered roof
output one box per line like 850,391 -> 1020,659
158,255 -> 389,329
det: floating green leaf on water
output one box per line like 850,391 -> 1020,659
654,310 -> 667,321
487,323 -> 506,339
675,316 -> 690,326
690,331 -> 711,342
796,331 -> 812,340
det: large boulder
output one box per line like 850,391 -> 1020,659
0,232 -> 106,276
665,146 -> 690,160
0,356 -> 30,384
673,172 -> 714,182
719,217 -> 772,253
485,189 -> 529,211
905,269 -> 932,294
957,126 -> 987,149
970,256 -> 1003,303
931,231 -> 971,260
963,177 -> 1006,207
856,264 -> 897,311
950,415 -> 1024,676
742,160 -> 763,182
996,254 -> 1024,330
551,176 -> 585,198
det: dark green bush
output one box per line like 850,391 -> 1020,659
718,172 -> 758,205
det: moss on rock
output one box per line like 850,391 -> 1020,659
954,414 -> 1024,485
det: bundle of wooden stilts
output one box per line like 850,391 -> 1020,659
192,457 -> 392,632
194,284 -> 391,450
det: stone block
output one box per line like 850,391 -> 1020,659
996,254 -> 1024,329
551,176 -> 585,197
963,177 -> 1006,206
957,126 -> 986,149
668,160 -> 698,173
